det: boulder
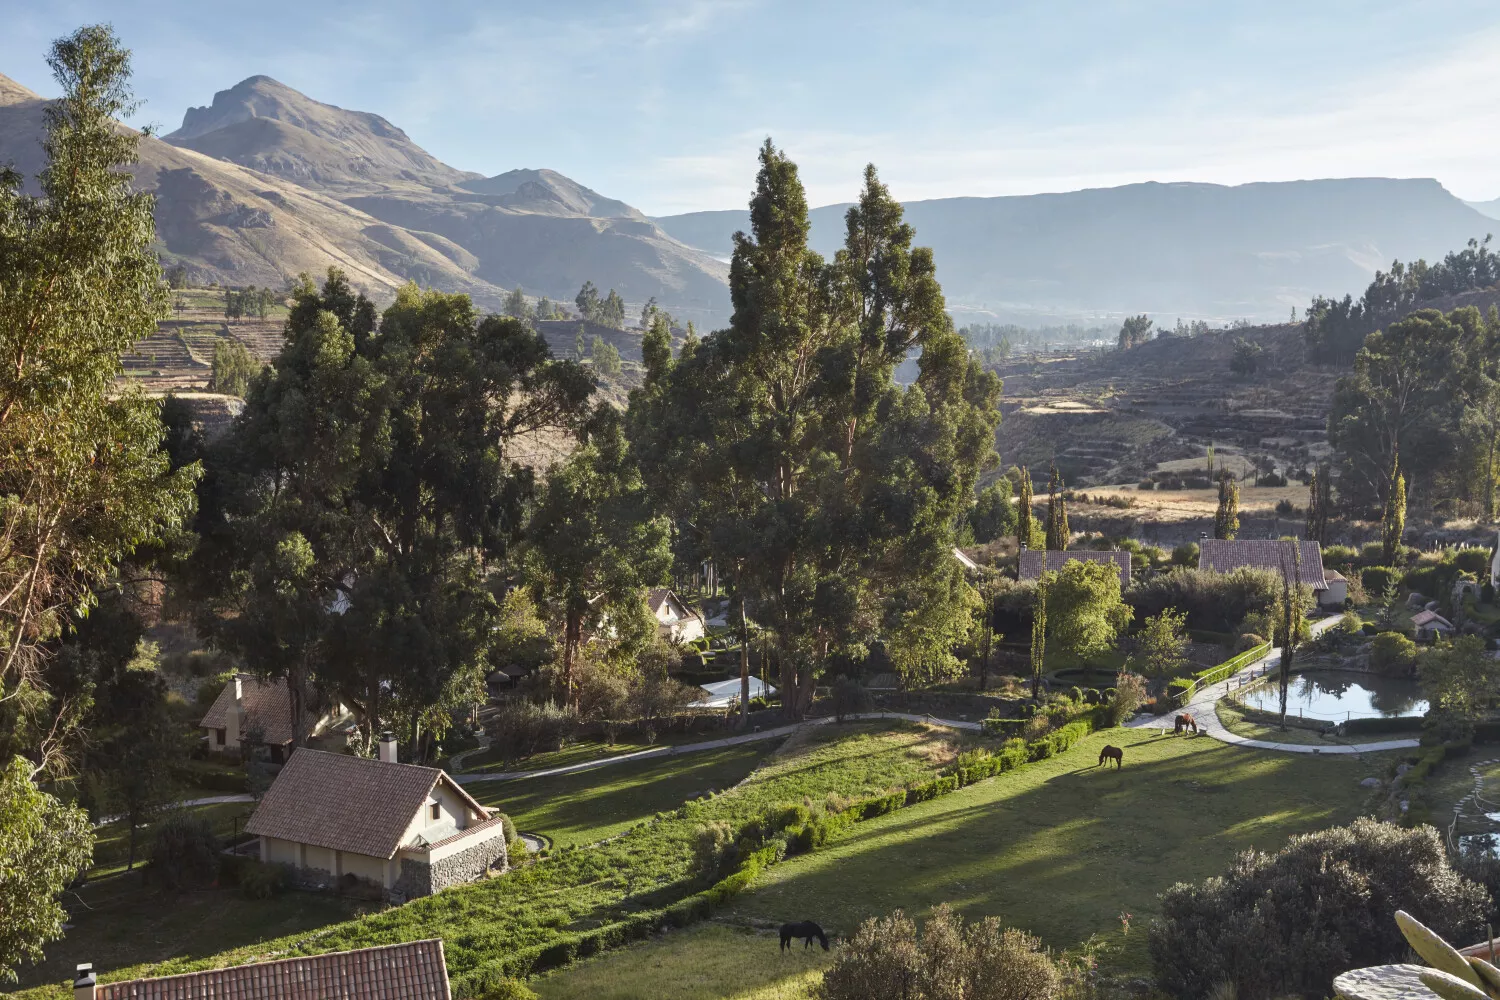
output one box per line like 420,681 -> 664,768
1360,777 -> 1382,789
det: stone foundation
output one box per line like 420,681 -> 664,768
392,833 -> 508,900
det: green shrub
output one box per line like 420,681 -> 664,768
149,813 -> 221,892
1167,677 -> 1194,700
235,859 -> 290,899
1369,631 -> 1418,675
474,977 -> 539,1000
1361,565 -> 1402,595
1149,818 -> 1489,1000
1342,716 -> 1424,735
1322,545 -> 1359,571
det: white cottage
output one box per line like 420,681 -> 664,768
647,587 -> 705,644
244,737 -> 508,901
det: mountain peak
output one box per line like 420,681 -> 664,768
458,168 -> 644,220
0,72 -> 43,108
169,75 -> 411,144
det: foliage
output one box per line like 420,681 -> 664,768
189,272 -> 593,757
1044,559 -> 1132,666
1213,474 -> 1239,540
1030,574 -> 1047,699
1305,465 -> 1332,544
1383,455 -> 1407,563
1129,567 -> 1280,634
0,755 -> 93,983
627,145 -> 1000,719
1149,818 -> 1488,1000
1106,671 -> 1148,725
149,813 -> 221,893
1421,635 -> 1500,719
1370,631 -> 1419,675
210,338 -> 259,397
1045,465 -> 1069,551
525,405 -> 670,704
1229,337 -> 1264,376
970,479 -> 1015,544
1130,608 -> 1188,678
0,25 -> 200,779
832,676 -> 873,721
817,904 -> 1065,1000
1017,466 -> 1035,552
222,285 -> 276,321
589,338 -> 622,378
485,701 -> 578,759
1118,314 -> 1153,350
503,286 -> 534,325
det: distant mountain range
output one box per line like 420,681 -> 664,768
0,73 -> 729,324
2,67 -> 1496,329
655,179 -> 1500,325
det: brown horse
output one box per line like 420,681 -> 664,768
1174,713 -> 1198,735
1098,745 -> 1124,769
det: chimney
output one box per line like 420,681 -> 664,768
233,675 -> 243,702
379,731 -> 398,764
225,675 -> 242,749
1019,542 -> 1027,552
74,964 -> 95,1000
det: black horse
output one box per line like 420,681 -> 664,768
780,921 -> 830,951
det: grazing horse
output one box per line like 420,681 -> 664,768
1174,713 -> 1198,735
1098,745 -> 1124,769
780,921 -> 830,952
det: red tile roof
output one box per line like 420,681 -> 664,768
244,749 -> 489,860
198,675 -> 317,747
1018,549 -> 1131,590
96,939 -> 450,1000
1198,539 -> 1327,590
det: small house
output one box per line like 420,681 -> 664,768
1323,569 -> 1349,606
1018,549 -> 1132,590
647,587 -> 705,644
1197,539 -> 1341,607
243,738 -> 507,901
74,939 -> 451,1000
197,674 -> 349,762
1412,609 -> 1455,642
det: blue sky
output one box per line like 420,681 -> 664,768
3,0 -> 1498,214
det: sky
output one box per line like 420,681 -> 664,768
3,0 -> 1498,216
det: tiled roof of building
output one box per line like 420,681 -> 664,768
96,939 -> 451,1000
199,675 -> 320,747
1198,539 -> 1328,590
244,749 -> 489,860
646,587 -> 700,620
1018,549 -> 1131,590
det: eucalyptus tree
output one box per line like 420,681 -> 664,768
632,142 -> 1000,718
0,25 -> 198,778
190,272 -> 593,758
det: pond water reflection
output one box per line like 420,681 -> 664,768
1237,669 -> 1426,721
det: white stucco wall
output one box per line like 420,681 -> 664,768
339,850 -> 391,886
263,836 -> 299,865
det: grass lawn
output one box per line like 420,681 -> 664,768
1214,701 -> 1348,747
11,872 -> 368,991
531,924 -> 830,1000
472,743 -> 778,848
90,802 -> 254,875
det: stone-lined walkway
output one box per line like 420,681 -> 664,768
1128,618 -> 1421,755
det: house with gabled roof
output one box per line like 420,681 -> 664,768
1197,539 -> 1343,607
244,738 -> 507,901
1018,548 -> 1132,590
74,939 -> 451,1000
646,587 -> 705,643
198,674 -> 349,762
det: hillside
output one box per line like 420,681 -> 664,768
0,72 -> 730,324
655,179 -> 1498,325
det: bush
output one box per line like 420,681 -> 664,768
1106,672 -> 1148,725
831,677 -> 872,722
1342,716 -> 1424,735
485,701 -> 577,759
1129,567 -> 1280,634
1149,818 -> 1488,1000
818,904 -> 1064,1000
149,813 -> 221,892
1138,479 -> 1156,490
1369,631 -> 1418,675
235,859 -> 290,900
1322,544 -> 1359,571
474,978 -> 540,1000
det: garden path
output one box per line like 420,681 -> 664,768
1128,617 -> 1421,755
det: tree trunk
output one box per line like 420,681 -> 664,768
562,610 -> 581,709
738,596 -> 750,729
1487,426 -> 1497,522
126,810 -> 137,872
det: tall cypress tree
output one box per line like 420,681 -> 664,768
1383,455 -> 1406,563
1214,473 -> 1239,540
1030,574 -> 1047,699
1045,464 -> 1069,550
1305,468 -> 1320,541
1017,466 -> 1034,550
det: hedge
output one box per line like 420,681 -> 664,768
1172,641 -> 1272,706
1342,716 -> 1425,736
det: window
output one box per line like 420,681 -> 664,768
215,728 -> 225,745
430,803 -> 440,821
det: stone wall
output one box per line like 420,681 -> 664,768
392,832 -> 508,901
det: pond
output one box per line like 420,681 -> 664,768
1236,669 -> 1427,722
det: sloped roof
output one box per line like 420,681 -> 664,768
1018,549 -> 1131,590
1412,610 -> 1454,629
244,749 -> 489,860
1198,539 -> 1328,590
96,939 -> 450,1000
198,674 -> 316,747
647,587 -> 701,621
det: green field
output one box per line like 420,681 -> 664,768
459,737 -> 704,776
537,728 -> 1397,997
472,743 -> 777,848
1213,701 -> 1347,746
532,924 -> 829,1000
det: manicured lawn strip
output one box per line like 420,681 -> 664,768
9,723 -> 960,1000
530,924 -> 828,1000
11,872 -> 368,991
472,744 -> 777,848
1213,701 -> 1348,746
728,728 -> 1398,976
